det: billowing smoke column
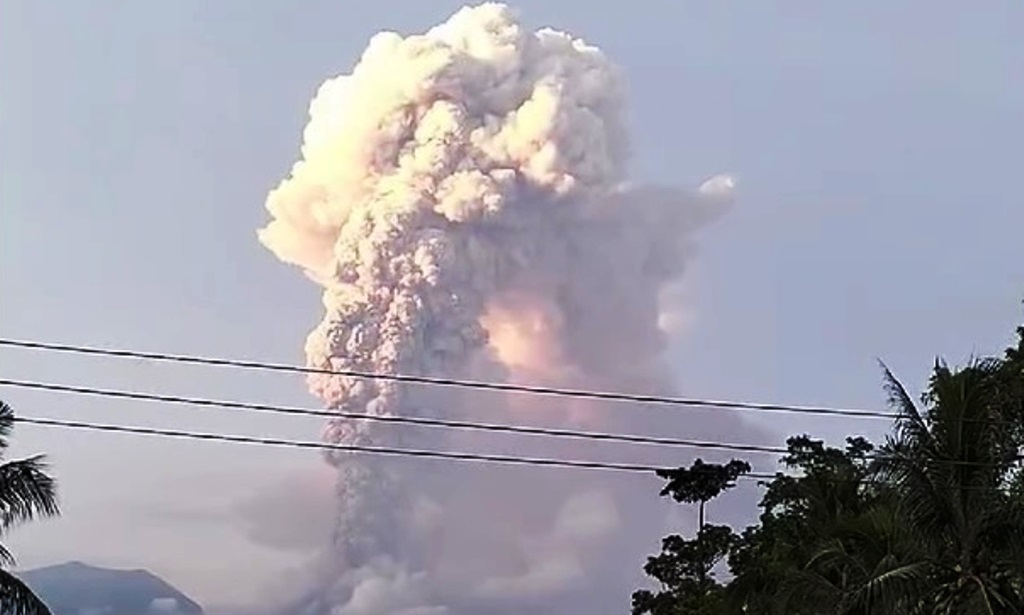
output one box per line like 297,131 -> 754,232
258,3 -> 735,613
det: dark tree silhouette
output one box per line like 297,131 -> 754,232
635,311 -> 1024,614
633,459 -> 750,614
657,459 -> 751,538
0,401 -> 59,615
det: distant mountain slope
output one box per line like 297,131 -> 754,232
19,561 -> 204,615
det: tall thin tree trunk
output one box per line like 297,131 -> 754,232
698,499 -> 706,585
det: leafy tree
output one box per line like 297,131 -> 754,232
638,312 -> 1024,614
0,401 -> 59,615
632,459 -> 750,614
998,317 -> 1024,455
657,460 -> 752,539
726,436 -> 921,614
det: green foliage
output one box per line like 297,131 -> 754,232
632,527 -> 738,615
872,358 -> 1024,613
657,460 -> 752,507
633,459 -> 751,615
636,314 -> 1024,614
0,401 -> 59,615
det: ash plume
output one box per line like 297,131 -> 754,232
257,3 -> 738,614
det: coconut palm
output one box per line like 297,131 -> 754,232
776,500 -> 931,614
0,400 -> 59,615
874,361 -> 1024,613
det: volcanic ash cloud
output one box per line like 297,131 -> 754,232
258,3 -> 735,614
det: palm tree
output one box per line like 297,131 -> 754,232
874,361 -> 1024,613
0,400 -> 59,615
764,353 -> 1024,615
777,498 -> 931,614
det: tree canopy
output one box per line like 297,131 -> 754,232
635,317 -> 1024,614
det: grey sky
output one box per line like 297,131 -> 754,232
2,0 -> 1022,609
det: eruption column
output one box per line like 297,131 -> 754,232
258,4 -> 734,613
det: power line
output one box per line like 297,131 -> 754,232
0,379 -> 790,457
12,416 -> 1017,489
3,378 -> 1017,470
0,338 -> 897,420
12,415 -> 673,475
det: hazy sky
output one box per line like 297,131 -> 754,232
2,0 -> 1022,609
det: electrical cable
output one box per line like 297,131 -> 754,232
3,378 -> 1017,470
0,379 -> 790,456
14,415 -> 1017,489
0,338 -> 897,420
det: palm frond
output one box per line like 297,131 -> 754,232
0,542 -> 16,568
878,361 -> 937,460
0,456 -> 59,533
0,569 -> 51,615
851,560 -> 931,613
879,361 -> 927,422
805,537 -> 866,581
0,402 -> 15,454
777,569 -> 842,615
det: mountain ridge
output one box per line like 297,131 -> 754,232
19,561 -> 204,615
